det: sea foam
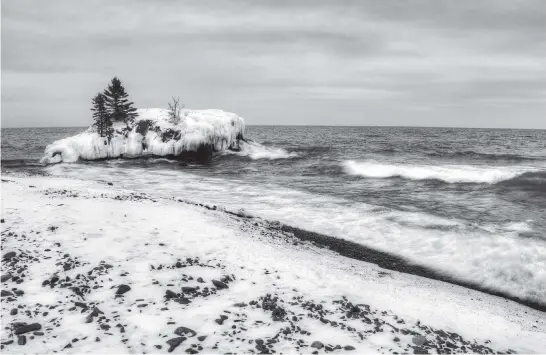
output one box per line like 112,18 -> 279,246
225,141 -> 298,160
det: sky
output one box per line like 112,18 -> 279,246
2,0 -> 546,128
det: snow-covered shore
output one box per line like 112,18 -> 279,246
40,108 -> 245,164
1,175 -> 546,353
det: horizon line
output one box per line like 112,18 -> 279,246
1,124 -> 545,131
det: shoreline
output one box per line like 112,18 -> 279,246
1,174 -> 545,353
276,225 -> 546,313
176,197 -> 546,313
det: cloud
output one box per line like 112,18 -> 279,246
2,0 -> 545,128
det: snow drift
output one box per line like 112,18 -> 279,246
40,108 -> 245,164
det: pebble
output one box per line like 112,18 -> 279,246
3,251 -> 16,260
174,298 -> 191,305
116,284 -> 131,295
181,286 -> 198,293
174,326 -> 197,337
311,341 -> 324,349
212,280 -> 228,289
412,335 -> 427,346
166,337 -> 186,352
14,323 -> 42,335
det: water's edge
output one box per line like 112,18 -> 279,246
184,197 -> 546,313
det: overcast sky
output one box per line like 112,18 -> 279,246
2,0 -> 545,128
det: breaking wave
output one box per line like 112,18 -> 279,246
225,141 -> 298,160
370,147 -> 544,162
342,160 -> 537,184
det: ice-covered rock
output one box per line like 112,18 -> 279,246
40,108 -> 245,164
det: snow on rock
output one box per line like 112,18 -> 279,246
40,108 -> 245,164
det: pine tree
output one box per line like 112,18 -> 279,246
91,93 -> 112,138
103,77 -> 138,127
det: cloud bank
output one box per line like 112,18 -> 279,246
2,0 -> 545,128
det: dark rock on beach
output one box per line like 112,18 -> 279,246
174,297 -> 191,305
412,335 -> 427,346
17,335 -> 26,346
14,323 -> 42,335
3,251 -> 16,260
181,286 -> 198,293
212,280 -> 228,289
174,326 -> 197,337
215,315 -> 228,325
116,284 -> 131,295
75,301 -> 87,309
167,337 -> 186,352
311,341 -> 324,349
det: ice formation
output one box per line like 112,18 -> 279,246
40,108 -> 245,164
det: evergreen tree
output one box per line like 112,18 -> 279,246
91,93 -> 112,138
103,77 -> 138,127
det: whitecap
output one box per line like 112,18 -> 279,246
225,141 -> 298,160
342,160 -> 534,184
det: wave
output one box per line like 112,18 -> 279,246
341,160 -> 537,184
1,159 -> 44,168
496,171 -> 546,192
224,141 -> 298,160
425,150 -> 543,162
369,147 -> 544,162
148,158 -> 179,164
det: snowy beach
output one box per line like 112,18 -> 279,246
2,174 -> 545,353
